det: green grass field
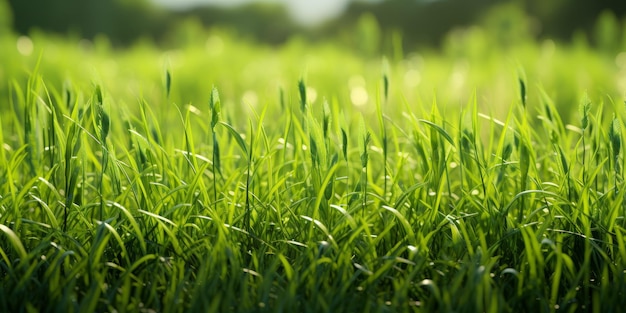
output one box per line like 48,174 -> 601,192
2,17 -> 626,312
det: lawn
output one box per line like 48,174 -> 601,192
1,16 -> 626,313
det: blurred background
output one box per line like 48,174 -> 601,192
2,0 -> 626,50
3,0 -> 626,124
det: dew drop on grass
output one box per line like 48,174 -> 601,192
186,105 -> 201,116
404,69 -> 421,88
306,87 -> 318,103
242,90 -> 258,108
16,36 -> 33,56
277,138 -> 293,150
370,145 -> 382,153
397,152 -> 409,159
350,86 -> 369,107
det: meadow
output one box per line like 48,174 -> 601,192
2,14 -> 626,312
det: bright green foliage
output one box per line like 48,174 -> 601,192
298,78 -> 307,112
2,28 -> 626,313
165,69 -> 172,99
209,87 -> 221,130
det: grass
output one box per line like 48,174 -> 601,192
2,22 -> 626,312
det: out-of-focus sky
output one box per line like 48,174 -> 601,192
151,0 -> 377,26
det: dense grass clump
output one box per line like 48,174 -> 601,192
2,30 -> 626,312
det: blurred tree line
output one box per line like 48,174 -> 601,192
6,0 -> 167,44
4,0 -> 294,45
337,0 -> 626,45
3,0 -> 626,49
